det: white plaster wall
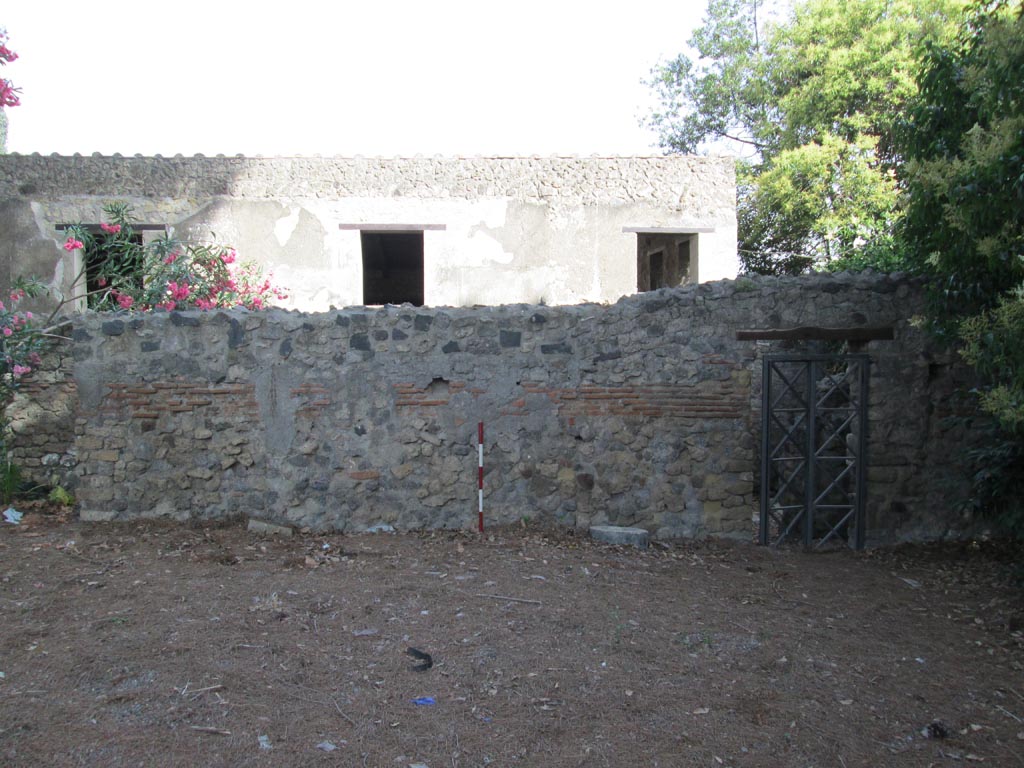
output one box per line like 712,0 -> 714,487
278,199 -> 737,310
695,226 -> 740,282
0,155 -> 738,311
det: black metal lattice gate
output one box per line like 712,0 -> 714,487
759,354 -> 869,549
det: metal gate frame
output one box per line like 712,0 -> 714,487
759,354 -> 869,549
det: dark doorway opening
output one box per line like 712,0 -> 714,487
759,354 -> 869,550
636,233 -> 693,292
361,231 -> 424,306
649,250 -> 665,289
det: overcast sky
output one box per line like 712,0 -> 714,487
3,0 -> 706,157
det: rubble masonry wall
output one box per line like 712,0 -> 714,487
51,272 -> 971,544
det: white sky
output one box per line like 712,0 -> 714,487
2,0 -> 706,157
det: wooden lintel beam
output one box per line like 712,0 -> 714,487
56,223 -> 168,232
735,326 -> 895,342
338,223 -> 447,231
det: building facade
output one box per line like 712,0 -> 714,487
0,154 -> 737,311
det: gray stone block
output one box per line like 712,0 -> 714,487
590,525 -> 649,550
80,508 -> 117,522
247,518 -> 294,537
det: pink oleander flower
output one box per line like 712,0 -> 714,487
116,294 -> 134,309
195,297 -> 216,311
164,252 -> 178,265
63,238 -> 84,251
98,277 -> 107,287
168,281 -> 191,301
2,327 -> 11,337
0,82 -> 19,109
221,249 -> 237,265
24,311 -> 31,320
251,296 -> 263,309
12,364 -> 31,377
100,222 -> 122,235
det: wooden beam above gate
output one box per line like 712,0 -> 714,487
735,326 -> 894,342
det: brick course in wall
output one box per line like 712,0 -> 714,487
29,273 -> 973,544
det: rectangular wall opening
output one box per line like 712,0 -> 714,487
57,223 -> 167,310
361,231 -> 424,306
85,232 -> 145,305
636,233 -> 694,292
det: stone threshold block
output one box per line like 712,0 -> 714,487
247,518 -> 294,537
590,525 -> 649,550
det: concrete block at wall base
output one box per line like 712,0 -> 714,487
590,525 -> 649,550
247,518 -> 294,537
79,509 -> 118,522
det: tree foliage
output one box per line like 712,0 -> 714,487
897,0 -> 1024,323
896,0 -> 1024,533
737,135 -> 901,272
648,0 -> 966,273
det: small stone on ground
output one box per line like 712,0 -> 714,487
590,525 -> 649,550
247,518 -> 293,537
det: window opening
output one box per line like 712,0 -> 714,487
636,233 -> 694,292
361,231 -> 424,306
85,232 -> 145,308
58,223 -> 166,310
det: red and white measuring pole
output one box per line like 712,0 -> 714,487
477,421 -> 484,533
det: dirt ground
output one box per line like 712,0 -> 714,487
1,506 -> 1022,768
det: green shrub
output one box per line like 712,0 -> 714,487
48,485 -> 74,506
0,460 -> 20,506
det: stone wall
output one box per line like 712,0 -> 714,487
0,154 -> 737,311
61,272 -> 973,544
0,154 -> 735,208
5,345 -> 77,486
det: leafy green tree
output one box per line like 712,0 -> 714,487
896,0 -> 1024,533
648,0 -> 966,273
898,0 -> 1024,323
737,135 -> 900,272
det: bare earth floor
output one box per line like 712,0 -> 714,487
1,510 -> 1023,768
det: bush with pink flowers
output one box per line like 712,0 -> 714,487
0,202 -> 286,500
0,280 -> 50,500
1,27 -> 20,154
62,202 -> 287,313
0,28 -> 18,109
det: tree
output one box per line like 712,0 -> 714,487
648,0 -> 967,273
0,28 -> 19,153
737,135 -> 900,272
895,0 -> 1024,532
897,0 -> 1024,323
